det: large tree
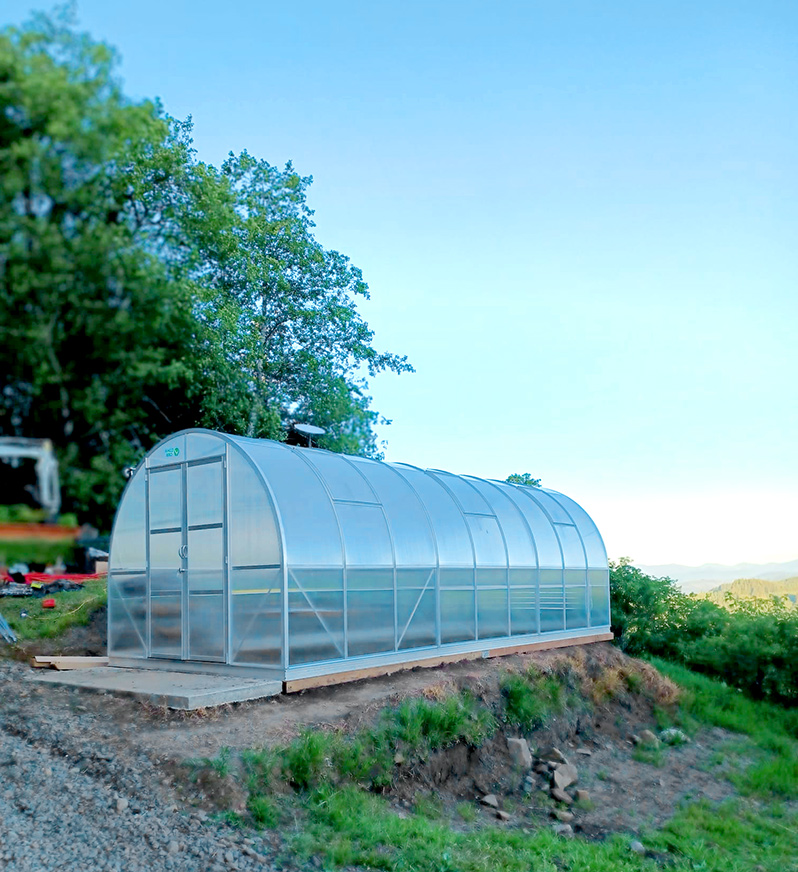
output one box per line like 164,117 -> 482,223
0,10 -> 409,526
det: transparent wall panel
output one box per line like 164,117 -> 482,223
347,569 -> 393,590
498,485 -> 563,568
301,451 -> 377,503
231,591 -> 282,665
588,569 -> 609,586
110,471 -> 146,571
148,435 -> 186,468
398,568 -> 435,588
440,590 -> 476,643
189,594 -> 225,660
398,588 -> 436,649
188,527 -> 224,592
231,567 -> 281,665
186,461 -> 223,527
466,515 -> 507,566
510,588 -> 537,635
564,569 -> 587,587
228,451 -> 281,568
148,467 -> 182,530
565,586 -> 588,630
524,488 -> 574,524
427,470 -> 491,514
246,444 -> 343,566
476,568 -> 506,587
186,433 -> 225,462
289,569 -> 343,592
554,524 -> 587,568
540,608 -> 565,632
337,503 -> 393,566
465,478 -> 537,566
347,590 -> 394,656
510,568 -> 538,587
150,595 -> 182,657
347,458 -> 436,566
590,585 -> 610,626
545,492 -> 607,567
477,588 -> 509,639
288,590 -> 344,664
108,573 -> 146,657
392,465 -> 474,565
540,576 -> 564,633
150,531 -> 182,594
440,567 -> 474,588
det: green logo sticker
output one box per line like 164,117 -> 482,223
165,446 -> 180,458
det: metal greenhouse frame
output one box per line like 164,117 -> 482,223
107,430 -> 611,688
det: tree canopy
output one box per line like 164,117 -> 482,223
0,10 -> 410,526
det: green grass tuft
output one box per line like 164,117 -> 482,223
500,666 -> 567,730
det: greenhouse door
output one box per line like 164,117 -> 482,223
147,458 -> 227,662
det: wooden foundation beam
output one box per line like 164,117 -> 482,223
283,632 -> 614,693
31,656 -> 109,670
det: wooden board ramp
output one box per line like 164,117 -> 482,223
31,656 -> 109,670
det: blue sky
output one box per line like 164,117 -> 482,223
7,1 -> 797,565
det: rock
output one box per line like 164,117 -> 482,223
639,729 -> 659,747
115,797 -> 129,813
575,747 -> 592,756
538,746 -> 568,764
630,734 -> 642,745
575,789 -> 590,803
553,809 -> 574,822
552,823 -> 574,837
394,752 -> 405,764
551,763 -> 578,790
660,728 -> 690,746
507,737 -> 533,769
533,762 -> 550,775
550,787 -> 573,805
480,794 -> 499,809
496,810 -> 511,821
167,841 -> 179,854
630,840 -> 646,855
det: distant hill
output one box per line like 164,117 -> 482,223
701,576 -> 798,606
635,559 -> 798,593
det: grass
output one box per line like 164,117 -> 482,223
0,576 -> 107,641
500,665 -> 568,730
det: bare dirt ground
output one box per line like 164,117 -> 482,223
1,638 -> 748,852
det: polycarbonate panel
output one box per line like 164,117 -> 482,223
590,585 -> 610,626
149,531 -> 182,593
348,590 -> 394,656
554,524 -> 587,568
347,569 -> 393,590
110,471 -> 146,571
186,432 -> 225,462
301,451 -> 377,503
288,590 -> 344,664
289,568 -> 343,591
466,515 -> 507,566
108,595 -> 146,656
428,470 -> 491,514
148,467 -> 182,530
228,451 -> 280,567
392,465 -> 474,565
510,588 -> 537,635
498,485 -> 563,567
440,590 -> 475,643
398,588 -> 435,649
148,435 -> 186,467
150,595 -> 182,657
465,478 -> 537,566
477,568 -> 506,587
347,457 -> 436,566
565,586 -> 588,629
440,567 -> 474,588
540,609 -> 564,632
477,588 -> 509,639
232,567 -> 281,594
187,461 -> 223,527
245,443 -> 343,566
231,591 -> 281,665
510,568 -> 537,587
189,593 -> 225,660
398,568 -> 435,588
187,527 -> 224,592
545,491 -> 607,567
588,569 -> 609,587
523,488 -> 574,524
337,503 -> 393,566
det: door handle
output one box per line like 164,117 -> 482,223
178,567 -> 187,573
178,545 -> 188,559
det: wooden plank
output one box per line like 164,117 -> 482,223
284,633 -> 614,693
31,656 -> 109,670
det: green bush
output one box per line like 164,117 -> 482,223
611,559 -> 798,706
501,667 -> 566,730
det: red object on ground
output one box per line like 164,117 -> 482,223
42,598 -> 56,609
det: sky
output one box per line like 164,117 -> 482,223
6,1 -> 797,566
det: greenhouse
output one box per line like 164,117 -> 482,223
107,429 -> 611,686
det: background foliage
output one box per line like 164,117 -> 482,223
0,10 -> 410,528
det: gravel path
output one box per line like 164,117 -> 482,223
0,661 -> 277,872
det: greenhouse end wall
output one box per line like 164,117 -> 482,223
108,429 -> 611,683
